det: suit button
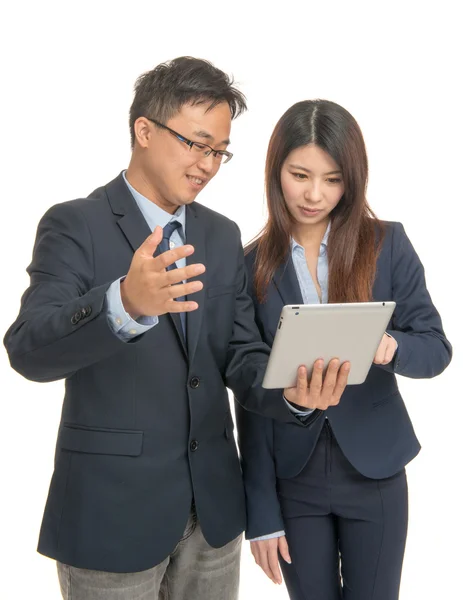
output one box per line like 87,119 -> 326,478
81,305 -> 92,318
190,440 -> 199,452
71,311 -> 82,325
189,377 -> 200,389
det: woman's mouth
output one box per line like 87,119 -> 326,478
299,206 -> 321,218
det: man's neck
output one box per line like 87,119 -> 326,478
125,164 -> 178,215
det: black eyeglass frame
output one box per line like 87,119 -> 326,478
145,117 -> 233,164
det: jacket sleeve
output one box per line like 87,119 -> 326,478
379,222 -> 452,378
3,202 -> 130,382
235,400 -> 285,539
224,230 -> 320,425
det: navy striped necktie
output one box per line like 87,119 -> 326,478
159,220 -> 182,270
159,220 -> 185,336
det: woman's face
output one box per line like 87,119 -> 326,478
281,144 -> 345,229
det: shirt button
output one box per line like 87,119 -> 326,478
169,241 -> 175,249
189,377 -> 200,389
129,329 -> 137,335
116,317 -> 122,325
190,440 -> 199,452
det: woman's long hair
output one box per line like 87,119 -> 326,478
247,100 -> 384,303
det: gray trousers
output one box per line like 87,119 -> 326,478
57,509 -> 242,600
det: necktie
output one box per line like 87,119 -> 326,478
159,221 -> 185,335
159,220 -> 182,267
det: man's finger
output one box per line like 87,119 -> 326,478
166,300 -> 199,313
138,226 -> 163,257
278,536 -> 292,564
154,244 -> 196,271
163,263 -> 206,286
166,280 -> 203,300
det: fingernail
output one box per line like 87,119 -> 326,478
286,559 -> 292,564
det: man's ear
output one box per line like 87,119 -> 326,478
133,117 -> 152,149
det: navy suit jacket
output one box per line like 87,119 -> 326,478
236,221 -> 452,539
4,173 -> 315,572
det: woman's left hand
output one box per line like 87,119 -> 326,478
373,333 -> 398,365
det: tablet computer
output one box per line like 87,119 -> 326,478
262,301 -> 396,388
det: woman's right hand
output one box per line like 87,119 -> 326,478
250,535 -> 292,585
284,359 -> 350,410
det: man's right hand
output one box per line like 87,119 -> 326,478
284,359 -> 350,411
120,226 -> 206,320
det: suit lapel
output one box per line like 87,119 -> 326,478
107,173 -> 152,252
185,203 -> 206,362
106,173 -> 188,357
272,252 -> 304,307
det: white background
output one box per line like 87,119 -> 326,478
0,1 -> 461,599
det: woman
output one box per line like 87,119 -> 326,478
237,100 -> 452,599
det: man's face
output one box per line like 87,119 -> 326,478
135,102 -> 232,213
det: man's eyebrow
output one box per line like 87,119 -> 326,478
288,164 -> 342,175
192,130 -> 230,145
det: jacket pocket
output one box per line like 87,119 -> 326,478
58,424 -> 143,456
372,390 -> 400,409
207,284 -> 235,299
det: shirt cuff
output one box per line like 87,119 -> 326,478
106,278 -> 158,341
284,394 -> 315,416
250,531 -> 286,542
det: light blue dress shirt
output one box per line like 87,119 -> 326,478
291,224 -> 330,305
106,171 -> 186,341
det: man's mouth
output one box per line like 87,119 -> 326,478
187,175 -> 206,188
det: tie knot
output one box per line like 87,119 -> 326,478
163,220 -> 181,241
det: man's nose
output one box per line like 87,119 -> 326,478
196,152 -> 217,174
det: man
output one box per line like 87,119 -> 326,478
4,57 -> 348,599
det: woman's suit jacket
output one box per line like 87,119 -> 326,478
236,221 -> 452,539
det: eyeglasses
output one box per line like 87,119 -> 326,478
146,117 -> 233,164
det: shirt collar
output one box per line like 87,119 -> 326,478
291,222 -> 331,256
122,170 -> 186,239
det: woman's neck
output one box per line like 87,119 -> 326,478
292,218 -> 330,251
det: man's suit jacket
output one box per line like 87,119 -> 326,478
4,173 -> 314,572
236,221 -> 452,539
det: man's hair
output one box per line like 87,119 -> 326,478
129,56 -> 247,147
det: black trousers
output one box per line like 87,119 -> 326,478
277,420 -> 408,600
